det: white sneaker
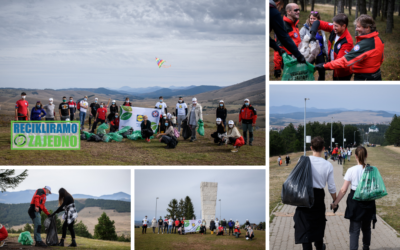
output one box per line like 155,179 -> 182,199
158,233 -> 159,234
0,240 -> 5,247
246,237 -> 249,240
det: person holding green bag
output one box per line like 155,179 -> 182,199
331,146 -> 380,250
186,97 -> 203,142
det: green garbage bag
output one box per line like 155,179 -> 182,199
281,53 -> 315,81
197,119 -> 204,136
103,134 -> 111,142
97,123 -> 109,135
108,132 -> 123,142
353,165 -> 388,201
127,130 -> 142,140
18,231 -> 34,245
83,131 -> 93,140
117,126 -> 132,135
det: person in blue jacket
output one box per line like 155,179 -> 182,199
228,219 -> 235,236
30,101 -> 47,121
270,0 -> 306,64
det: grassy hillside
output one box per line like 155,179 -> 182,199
269,4 -> 400,81
5,233 -> 130,250
0,127 -> 265,165
134,228 -> 265,250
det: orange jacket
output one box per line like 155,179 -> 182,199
30,188 -> 50,215
324,31 -> 384,75
273,16 -> 301,70
239,105 -> 257,124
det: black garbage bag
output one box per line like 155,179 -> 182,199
281,156 -> 314,208
44,215 -> 59,246
181,118 -> 191,140
88,134 -> 102,142
122,128 -> 134,138
141,128 -> 154,139
80,134 -> 87,140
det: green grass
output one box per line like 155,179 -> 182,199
134,228 -> 265,250
0,127 -> 265,165
6,233 -> 130,250
269,3 -> 400,81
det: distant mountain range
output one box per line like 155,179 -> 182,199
270,105 -> 400,115
118,85 -> 197,93
0,190 -> 130,204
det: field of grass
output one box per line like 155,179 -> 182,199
0,126 -> 265,165
134,228 -> 265,250
5,233 -> 130,250
269,4 -> 400,81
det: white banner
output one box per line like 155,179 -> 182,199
183,220 -> 202,233
119,106 -> 160,132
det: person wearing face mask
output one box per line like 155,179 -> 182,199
141,115 -> 153,142
158,114 -> 167,134
171,112 -> 177,127
89,97 -> 100,130
68,97 -> 77,121
79,96 -> 89,130
90,101 -> 110,133
43,98 -> 56,121
59,96 -> 71,121
142,216 -> 148,234
223,120 -> 245,153
110,113 -> 120,132
186,98 -> 203,142
30,101 -> 47,121
156,119 -> 178,149
28,186 -> 52,247
216,100 -> 227,128
155,96 -> 168,116
239,99 -> 257,146
123,97 -> 132,106
108,99 -> 118,122
211,118 -> 226,146
175,96 -> 188,133
15,92 -> 30,121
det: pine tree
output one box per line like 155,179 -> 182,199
177,199 -> 185,219
23,223 -> 33,233
94,212 -> 118,241
385,115 -> 400,145
184,196 -> 195,219
74,221 -> 93,238
166,199 -> 178,218
0,169 -> 28,192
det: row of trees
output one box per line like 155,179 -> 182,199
166,196 -> 196,219
7,211 -> 130,242
385,115 -> 400,146
270,122 -> 361,156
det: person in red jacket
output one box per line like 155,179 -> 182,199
15,92 -> 30,121
68,96 -> 77,121
310,13 -> 354,80
0,224 -> 8,248
28,186 -> 52,247
274,3 -> 302,78
90,100 -> 110,133
239,99 -> 257,146
316,15 -> 384,81
217,225 -> 224,236
110,113 -> 120,132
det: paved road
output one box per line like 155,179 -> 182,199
270,158 -> 400,250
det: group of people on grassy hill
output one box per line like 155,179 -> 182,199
270,0 -> 384,81
142,216 -> 255,240
14,92 -> 258,153
25,186 -> 78,247
327,145 -> 353,164
284,136 -> 383,250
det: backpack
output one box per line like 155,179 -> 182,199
173,128 -> 180,138
76,102 -> 80,110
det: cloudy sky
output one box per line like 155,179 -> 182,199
8,169 -> 131,196
0,0 -> 265,89
270,85 -> 400,112
135,170 -> 265,223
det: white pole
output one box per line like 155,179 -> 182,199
219,199 -> 221,220
156,197 -> 159,219
304,98 -> 309,156
343,124 -> 345,149
331,117 -> 333,151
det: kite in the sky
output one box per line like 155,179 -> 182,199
155,57 -> 171,68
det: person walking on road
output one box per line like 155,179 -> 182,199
331,146 -> 377,250
286,155 -> 291,166
28,186 -> 52,247
239,99 -> 257,146
348,148 -> 352,161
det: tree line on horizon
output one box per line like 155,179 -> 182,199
166,196 -> 196,219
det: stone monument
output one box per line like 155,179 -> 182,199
200,182 -> 218,227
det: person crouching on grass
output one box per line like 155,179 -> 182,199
233,225 -> 241,238
216,224 -> 224,236
222,120 -> 245,153
50,188 -> 78,247
141,115 -> 153,142
246,226 -> 254,240
211,118 -> 226,146
156,119 -> 178,149
0,223 -> 8,248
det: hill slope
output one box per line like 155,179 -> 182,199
195,75 -> 265,105
141,85 -> 222,98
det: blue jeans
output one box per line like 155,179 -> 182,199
32,212 -> 42,242
79,112 -> 86,128
168,225 -> 172,234
223,226 -> 227,233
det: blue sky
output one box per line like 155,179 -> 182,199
0,0 -> 265,89
135,170 -> 266,223
270,85 -> 400,112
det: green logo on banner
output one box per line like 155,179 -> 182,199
14,134 -> 27,147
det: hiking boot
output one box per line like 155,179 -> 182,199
57,239 -> 64,246
68,239 -> 77,247
35,241 -> 48,247
249,142 -> 253,146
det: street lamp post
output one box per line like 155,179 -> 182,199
343,124 -> 345,149
304,98 -> 310,156
354,131 -> 356,146
218,199 -> 221,220
330,117 -> 333,151
155,197 -> 159,220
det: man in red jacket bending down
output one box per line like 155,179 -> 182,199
309,13 -> 354,80
315,15 -> 384,81
28,186 -> 52,247
239,99 -> 257,146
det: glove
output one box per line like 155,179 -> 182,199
297,55 -> 306,64
278,48 -> 286,57
330,204 -> 339,214
274,70 -> 281,78
314,63 -> 325,71
309,31 -> 317,42
48,213 -> 54,217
